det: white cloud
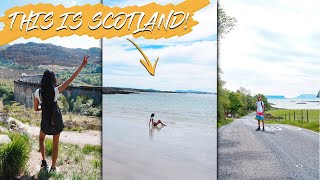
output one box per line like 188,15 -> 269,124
103,40 -> 217,92
103,0 -> 217,92
220,0 -> 320,98
103,0 -> 216,46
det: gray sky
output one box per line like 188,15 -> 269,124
103,0 -> 217,92
220,0 -> 320,98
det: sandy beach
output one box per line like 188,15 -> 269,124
103,118 -> 216,180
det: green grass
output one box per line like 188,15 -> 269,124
55,143 -> 101,179
266,109 -> 319,132
218,118 -> 233,128
0,133 -> 31,179
92,159 -> 102,169
0,121 -> 6,128
45,139 -> 53,157
32,139 -> 101,179
82,144 -> 101,155
2,99 -> 101,131
266,109 -> 319,122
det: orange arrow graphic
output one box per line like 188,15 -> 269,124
127,38 -> 159,76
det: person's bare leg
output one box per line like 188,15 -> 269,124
157,120 -> 166,126
256,120 -> 261,131
51,133 -> 60,168
262,121 -> 265,131
39,130 -> 46,160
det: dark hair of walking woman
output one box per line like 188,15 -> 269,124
40,70 -> 57,103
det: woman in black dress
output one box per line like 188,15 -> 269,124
34,55 -> 89,172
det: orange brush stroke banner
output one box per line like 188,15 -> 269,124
0,0 -> 210,45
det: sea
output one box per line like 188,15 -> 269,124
103,92 -> 217,126
268,98 -> 320,109
103,92 -> 217,179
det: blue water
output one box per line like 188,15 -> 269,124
103,93 -> 217,126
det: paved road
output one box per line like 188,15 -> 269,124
218,113 -> 319,180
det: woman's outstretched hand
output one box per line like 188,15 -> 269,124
81,55 -> 89,67
58,55 -> 90,93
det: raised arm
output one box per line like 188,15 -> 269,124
58,55 -> 89,93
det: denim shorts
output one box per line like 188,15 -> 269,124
256,114 -> 264,121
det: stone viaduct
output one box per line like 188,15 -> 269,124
14,74 -> 102,108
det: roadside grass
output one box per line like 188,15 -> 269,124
265,109 -> 319,132
218,118 -> 233,128
266,109 -> 319,122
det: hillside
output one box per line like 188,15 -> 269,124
0,42 -> 101,66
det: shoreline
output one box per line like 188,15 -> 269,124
102,87 -> 216,95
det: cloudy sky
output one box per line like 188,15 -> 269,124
220,0 -> 320,98
0,0 -> 100,49
103,0 -> 217,92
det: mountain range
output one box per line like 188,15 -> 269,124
294,94 -> 318,99
0,42 -> 101,66
266,94 -> 319,99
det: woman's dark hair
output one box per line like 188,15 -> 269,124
151,113 -> 155,117
40,70 -> 57,103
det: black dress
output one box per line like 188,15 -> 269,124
39,89 -> 64,135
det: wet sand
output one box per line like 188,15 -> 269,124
103,119 -> 217,180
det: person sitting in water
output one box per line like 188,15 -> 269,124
149,113 -> 166,127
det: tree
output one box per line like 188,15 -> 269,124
59,95 -> 69,112
228,92 -> 243,114
217,5 -> 237,121
218,3 -> 237,39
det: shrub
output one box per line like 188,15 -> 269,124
73,96 -> 84,113
72,96 -> 101,117
0,133 -> 31,179
88,106 -> 102,117
0,85 -> 14,102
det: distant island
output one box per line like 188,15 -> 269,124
102,87 -> 215,95
266,95 -> 286,99
266,94 -> 319,99
293,94 -> 318,99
